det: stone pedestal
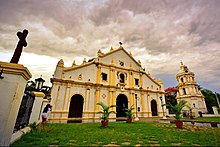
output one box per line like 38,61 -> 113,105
0,61 -> 31,146
29,92 -> 45,124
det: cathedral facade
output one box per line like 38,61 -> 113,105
49,46 -> 166,123
176,62 -> 207,113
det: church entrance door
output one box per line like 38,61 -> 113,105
151,100 -> 158,116
116,94 -> 128,117
68,94 -> 84,123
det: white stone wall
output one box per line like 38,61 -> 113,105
65,64 -> 97,83
142,74 -> 159,90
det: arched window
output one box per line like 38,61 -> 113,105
120,73 -> 125,83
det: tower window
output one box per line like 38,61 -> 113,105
183,88 -> 186,95
135,78 -> 139,86
102,73 -> 107,81
181,78 -> 184,83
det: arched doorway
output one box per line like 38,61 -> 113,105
116,94 -> 128,117
151,100 -> 158,116
68,94 -> 84,123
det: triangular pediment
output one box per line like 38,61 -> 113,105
99,47 -> 141,70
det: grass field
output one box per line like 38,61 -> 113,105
182,117 -> 220,123
12,121 -> 220,146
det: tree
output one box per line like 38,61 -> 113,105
200,88 -> 219,114
25,80 -> 36,91
25,80 -> 51,101
162,100 -> 188,120
165,87 -> 178,113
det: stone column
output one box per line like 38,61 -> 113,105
0,62 -> 31,146
141,92 -> 146,116
29,92 -> 45,124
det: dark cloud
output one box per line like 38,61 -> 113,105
0,0 -> 219,92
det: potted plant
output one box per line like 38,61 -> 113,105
97,102 -> 116,127
124,105 -> 134,123
162,100 -> 188,128
187,106 -> 194,119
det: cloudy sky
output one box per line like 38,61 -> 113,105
0,0 -> 219,93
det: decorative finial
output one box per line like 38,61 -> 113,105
180,60 -> 183,66
111,59 -> 114,65
98,49 -> 102,53
72,60 -> 76,67
97,49 -> 103,56
130,63 -> 132,69
110,47 -> 114,51
83,58 -> 86,64
57,59 -> 64,67
158,78 -> 162,83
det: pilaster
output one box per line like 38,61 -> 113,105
109,67 -> 115,86
140,73 -> 143,88
95,87 -> 100,112
96,65 -> 101,84
141,92 -> 146,113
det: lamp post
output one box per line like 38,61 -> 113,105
134,94 -> 139,121
160,96 -> 167,119
35,76 -> 45,91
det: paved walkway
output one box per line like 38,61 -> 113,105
139,117 -> 165,122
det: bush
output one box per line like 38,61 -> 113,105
29,122 -> 38,131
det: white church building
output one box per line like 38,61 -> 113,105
49,46 -> 166,123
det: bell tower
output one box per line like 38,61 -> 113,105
176,61 -> 207,113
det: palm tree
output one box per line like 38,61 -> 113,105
124,105 -> 134,123
162,100 -> 188,128
97,102 -> 116,127
163,100 -> 188,120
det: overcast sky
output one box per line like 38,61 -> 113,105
0,0 -> 219,93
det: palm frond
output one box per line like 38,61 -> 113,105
96,101 -> 116,120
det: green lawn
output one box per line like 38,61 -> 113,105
183,117 -> 220,123
12,122 -> 220,146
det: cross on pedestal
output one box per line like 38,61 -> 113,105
10,29 -> 28,64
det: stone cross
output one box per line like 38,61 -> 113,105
10,29 -> 28,63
